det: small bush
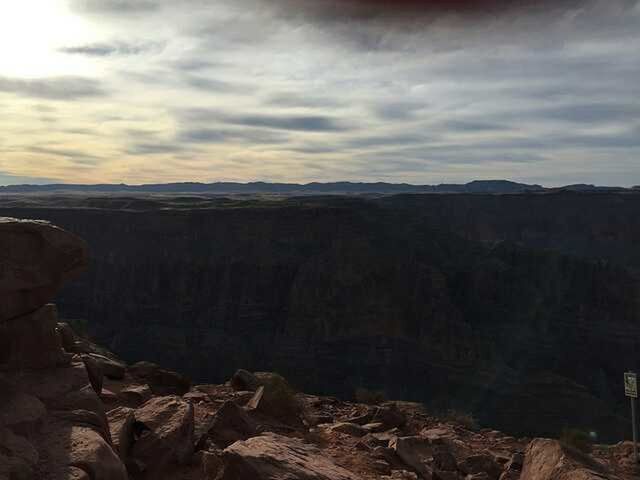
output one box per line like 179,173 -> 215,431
560,428 -> 593,454
65,318 -> 89,338
354,387 -> 386,405
443,409 -> 479,430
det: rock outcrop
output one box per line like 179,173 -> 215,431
0,217 -> 87,322
0,217 -> 127,479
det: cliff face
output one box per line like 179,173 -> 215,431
3,192 -> 640,442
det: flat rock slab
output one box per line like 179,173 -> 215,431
0,217 -> 88,322
219,432 -> 363,480
521,439 -> 617,480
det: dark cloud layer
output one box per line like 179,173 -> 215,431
260,0 -> 596,22
72,0 -> 159,14
179,108 -> 349,132
59,41 -> 160,56
0,76 -> 106,100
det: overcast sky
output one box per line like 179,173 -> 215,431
1,0 -> 639,186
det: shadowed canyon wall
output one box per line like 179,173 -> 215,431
3,192 -> 639,442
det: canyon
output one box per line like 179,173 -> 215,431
2,191 -> 639,443
1,215 -> 639,479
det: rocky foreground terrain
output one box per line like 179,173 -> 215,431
1,217 -> 639,479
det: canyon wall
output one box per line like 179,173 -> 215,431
3,192 -> 639,442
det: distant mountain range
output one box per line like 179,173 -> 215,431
0,180 -> 633,195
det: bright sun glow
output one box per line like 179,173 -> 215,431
0,0 -> 97,77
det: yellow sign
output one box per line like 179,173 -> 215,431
625,372 -> 638,398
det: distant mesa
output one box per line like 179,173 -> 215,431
1,179 -> 630,195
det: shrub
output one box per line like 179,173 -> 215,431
65,318 -> 89,338
560,427 -> 593,454
354,387 -> 386,405
443,409 -> 479,430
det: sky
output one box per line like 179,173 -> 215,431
0,0 -> 639,186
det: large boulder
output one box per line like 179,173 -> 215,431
107,407 -> 136,462
246,372 -> 302,423
36,417 -> 128,480
0,304 -> 69,370
458,454 -> 502,480
87,354 -> 126,380
389,436 -> 435,479
520,439 -> 617,480
0,217 -> 88,322
0,382 -> 46,433
231,369 -> 261,391
218,433 -> 362,479
0,426 -> 39,480
208,400 -> 256,448
129,361 -> 191,395
372,405 -> 407,430
132,396 -> 195,475
117,384 -> 152,408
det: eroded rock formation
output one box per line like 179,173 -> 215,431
0,217 -> 126,479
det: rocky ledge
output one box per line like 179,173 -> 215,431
0,218 -> 638,480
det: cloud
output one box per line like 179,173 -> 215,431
126,143 -> 189,156
179,108 -> 351,132
258,0 -> 629,26
0,76 -> 107,100
180,128 -> 288,145
440,120 -> 510,132
59,41 -> 162,56
71,0 -> 160,14
266,92 -> 344,109
227,114 -> 349,132
27,146 -> 104,165
183,76 -> 245,92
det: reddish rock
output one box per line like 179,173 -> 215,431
81,354 -> 104,395
0,426 -> 38,480
129,361 -> 190,396
87,354 -> 126,380
208,400 -> 256,448
433,450 -> 458,471
107,406 -> 135,462
230,369 -> 261,391
0,217 -> 88,322
0,384 -> 46,433
0,304 -> 69,370
363,422 -> 387,433
458,454 -> 502,480
389,436 -> 435,479
245,372 -> 302,423
132,396 -> 195,475
117,384 -> 152,407
57,321 -> 78,352
328,422 -> 368,438
37,417 -> 127,480
520,439 -> 616,480
219,433 -> 363,479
